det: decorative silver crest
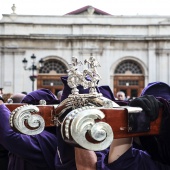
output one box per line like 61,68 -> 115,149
67,56 -> 101,95
56,56 -> 115,150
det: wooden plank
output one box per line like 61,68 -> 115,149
6,104 -> 162,138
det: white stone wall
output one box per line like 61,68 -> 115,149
1,13 -> 170,93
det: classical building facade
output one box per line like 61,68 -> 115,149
1,5 -> 170,98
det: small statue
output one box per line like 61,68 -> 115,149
11,4 -> 16,14
67,57 -> 83,94
83,56 -> 101,94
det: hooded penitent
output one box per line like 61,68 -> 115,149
21,88 -> 59,105
140,81 -> 170,165
141,81 -> 170,101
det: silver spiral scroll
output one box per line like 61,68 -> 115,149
61,106 -> 113,151
10,105 -> 45,135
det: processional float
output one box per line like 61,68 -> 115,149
6,56 -> 162,151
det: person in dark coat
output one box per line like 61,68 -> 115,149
0,89 -> 59,170
139,82 -> 170,167
0,93 -> 26,170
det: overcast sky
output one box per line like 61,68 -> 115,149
1,0 -> 170,19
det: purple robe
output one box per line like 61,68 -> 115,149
54,126 -> 76,170
96,147 -> 160,170
0,104 -> 58,170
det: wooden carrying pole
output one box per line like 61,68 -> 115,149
6,104 -> 162,139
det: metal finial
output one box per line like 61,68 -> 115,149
39,99 -> 47,105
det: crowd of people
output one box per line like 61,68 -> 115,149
0,78 -> 170,170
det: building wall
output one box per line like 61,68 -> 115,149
1,13 -> 170,93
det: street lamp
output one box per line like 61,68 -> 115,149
22,54 -> 44,91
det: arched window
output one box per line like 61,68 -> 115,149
39,59 -> 67,74
113,59 -> 144,98
114,60 -> 143,74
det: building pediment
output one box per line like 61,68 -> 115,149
65,5 -> 111,15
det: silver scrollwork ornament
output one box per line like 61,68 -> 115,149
61,107 -> 114,151
10,105 -> 45,135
